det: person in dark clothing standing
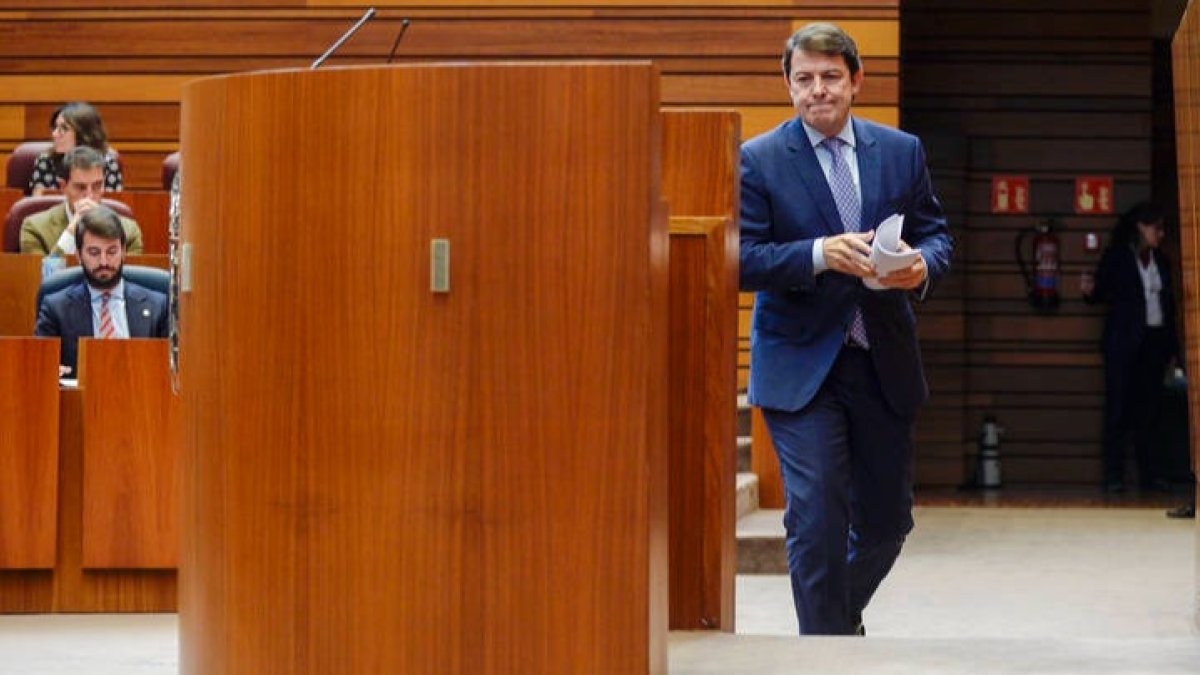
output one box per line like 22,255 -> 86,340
1082,201 -> 1180,493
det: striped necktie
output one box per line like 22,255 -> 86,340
98,292 -> 116,339
821,136 -> 869,348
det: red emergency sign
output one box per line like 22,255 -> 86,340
1075,177 -> 1114,215
992,176 -> 1029,214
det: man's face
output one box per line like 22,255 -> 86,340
61,165 -> 105,212
785,50 -> 862,137
79,230 -> 124,290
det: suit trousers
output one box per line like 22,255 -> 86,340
761,346 -> 915,635
1103,326 -> 1172,488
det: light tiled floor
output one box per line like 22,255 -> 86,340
737,506 -> 1198,639
0,507 -> 1196,674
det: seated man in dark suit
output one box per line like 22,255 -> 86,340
35,205 -> 167,376
19,145 -> 144,256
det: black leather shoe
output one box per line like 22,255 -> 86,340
1103,480 -> 1124,494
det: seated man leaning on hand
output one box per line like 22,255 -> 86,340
19,145 -> 144,256
35,205 -> 167,376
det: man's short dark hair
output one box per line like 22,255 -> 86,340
74,205 -> 127,251
55,145 -> 106,182
782,23 -> 862,80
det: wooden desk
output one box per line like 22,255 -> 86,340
79,339 -> 180,569
0,338 -> 60,569
0,338 -> 178,612
109,191 -> 170,254
0,254 -> 40,336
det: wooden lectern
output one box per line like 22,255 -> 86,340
179,63 -> 668,674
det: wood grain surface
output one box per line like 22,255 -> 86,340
0,386 -> 176,612
78,339 -> 179,569
0,253 -> 40,336
0,6 -> 897,192
0,338 -> 60,569
1170,3 -> 1200,599
666,216 -> 738,631
179,63 -> 666,674
661,109 -> 739,633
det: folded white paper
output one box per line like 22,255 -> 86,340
864,213 -> 921,290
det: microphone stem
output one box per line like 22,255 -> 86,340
311,7 -> 376,70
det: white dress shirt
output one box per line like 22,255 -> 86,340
88,279 -> 130,338
1136,251 -> 1164,327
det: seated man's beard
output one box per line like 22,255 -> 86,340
83,261 -> 123,290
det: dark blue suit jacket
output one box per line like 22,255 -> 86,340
1090,245 -> 1179,365
35,279 -> 169,375
740,116 -> 953,416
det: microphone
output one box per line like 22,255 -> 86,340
310,7 -> 376,70
386,19 -> 411,64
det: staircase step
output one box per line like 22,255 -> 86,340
737,508 -> 787,574
736,472 -> 759,519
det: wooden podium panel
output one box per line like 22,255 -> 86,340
0,338 -> 60,569
666,216 -> 738,631
662,110 -> 740,218
78,338 -> 180,569
180,63 -> 666,675
0,254 -> 40,336
661,110 -> 740,632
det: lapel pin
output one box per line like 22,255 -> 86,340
142,308 -> 151,317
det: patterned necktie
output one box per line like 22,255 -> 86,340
821,137 -> 869,348
98,292 -> 116,339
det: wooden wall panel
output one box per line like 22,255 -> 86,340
1171,0 -> 1200,581
904,0 -> 1158,487
0,4 -> 897,194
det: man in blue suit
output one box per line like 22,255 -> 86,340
740,23 -> 953,635
35,205 -> 168,376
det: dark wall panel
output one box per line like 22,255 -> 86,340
904,0 -> 1158,487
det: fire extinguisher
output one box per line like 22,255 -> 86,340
976,416 -> 1003,489
1015,217 -> 1061,310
